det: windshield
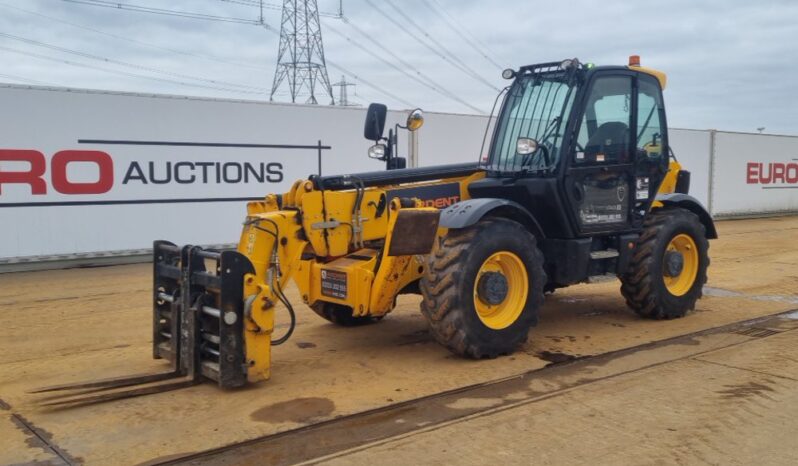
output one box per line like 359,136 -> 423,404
486,73 -> 578,173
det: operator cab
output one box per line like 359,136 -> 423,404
471,56 -> 670,239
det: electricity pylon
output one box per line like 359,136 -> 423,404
270,0 -> 335,105
332,75 -> 357,106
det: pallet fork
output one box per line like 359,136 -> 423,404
31,241 -> 255,407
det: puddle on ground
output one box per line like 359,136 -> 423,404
444,397 -> 504,410
11,414 -> 83,464
537,351 -> 578,365
398,329 -> 432,346
703,286 -> 798,304
250,397 -> 335,424
559,297 -> 589,304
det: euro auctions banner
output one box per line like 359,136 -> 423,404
0,145 -> 308,206
711,131 -> 798,216
0,85 -> 381,259
4,85 -> 794,261
0,85 -> 488,260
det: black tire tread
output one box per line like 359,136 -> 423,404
420,218 -> 546,358
621,207 -> 710,319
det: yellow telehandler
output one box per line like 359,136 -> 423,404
37,56 -> 715,406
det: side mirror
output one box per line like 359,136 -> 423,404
364,103 -> 387,141
406,108 -> 424,132
516,137 -> 539,155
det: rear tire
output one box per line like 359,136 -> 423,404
621,207 -> 710,319
310,302 -> 378,326
420,218 -> 546,358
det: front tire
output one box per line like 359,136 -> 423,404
621,207 -> 710,319
420,218 -> 546,358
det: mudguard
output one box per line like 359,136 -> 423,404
655,193 -> 718,239
439,198 -> 545,239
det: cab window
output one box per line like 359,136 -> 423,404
636,77 -> 666,161
574,76 -> 633,164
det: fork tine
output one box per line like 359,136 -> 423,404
29,370 -> 181,394
39,378 -> 199,408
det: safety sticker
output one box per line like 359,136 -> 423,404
321,269 -> 347,299
636,177 -> 650,200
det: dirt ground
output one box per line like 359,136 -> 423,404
1,215 -> 797,465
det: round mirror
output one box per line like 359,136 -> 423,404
368,143 -> 386,160
406,109 -> 424,132
516,137 -> 538,156
502,68 -> 516,80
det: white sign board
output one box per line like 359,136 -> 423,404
669,129 -> 711,208
2,85 -> 795,263
711,131 -> 798,216
0,85 -> 479,260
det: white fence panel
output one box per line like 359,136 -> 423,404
2,84 -> 796,263
669,129 -> 711,208
0,85 -> 475,260
711,131 -> 798,216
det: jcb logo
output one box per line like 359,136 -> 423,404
0,149 -> 113,195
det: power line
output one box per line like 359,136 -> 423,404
214,0 -> 342,18
333,16 -> 486,114
0,45 -> 266,95
324,21 -> 484,113
381,0 -> 498,91
0,72 -> 54,86
0,2 -> 270,72
256,22 -> 415,107
325,60 -> 414,107
55,0 -> 415,107
216,0 -> 282,12
423,0 -> 507,70
361,0 -> 497,92
0,32 -> 268,91
59,0 -> 262,24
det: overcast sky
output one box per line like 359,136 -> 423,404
1,0 -> 796,134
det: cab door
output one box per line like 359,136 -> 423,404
563,73 -> 637,235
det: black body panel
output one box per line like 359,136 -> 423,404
467,176 -> 576,238
655,193 -> 717,239
439,197 -> 545,238
539,238 -> 591,284
676,170 -> 691,194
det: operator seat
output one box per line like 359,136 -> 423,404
585,122 -> 630,163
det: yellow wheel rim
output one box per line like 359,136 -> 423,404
663,233 -> 699,297
473,251 -> 529,330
